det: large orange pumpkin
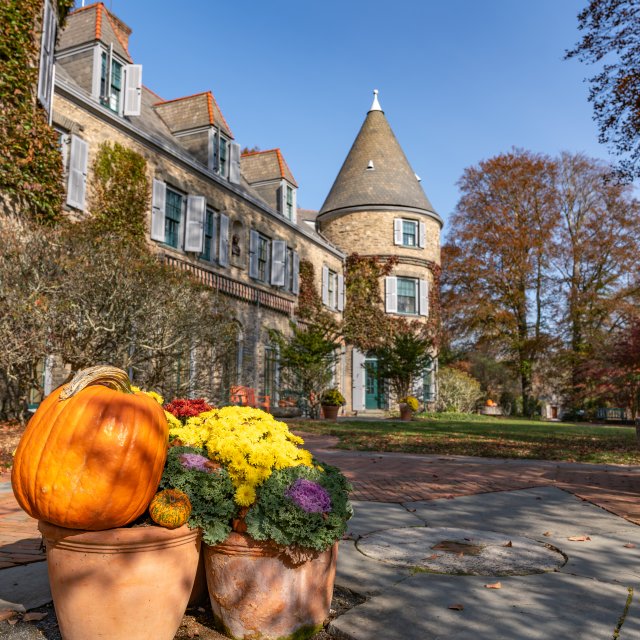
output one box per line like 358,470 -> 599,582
11,365 -> 169,530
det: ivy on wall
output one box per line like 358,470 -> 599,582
342,253 -> 397,352
0,0 -> 73,224
90,142 -> 150,245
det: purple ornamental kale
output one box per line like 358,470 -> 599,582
285,479 -> 332,513
180,453 -> 210,472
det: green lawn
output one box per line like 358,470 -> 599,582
293,414 -> 640,465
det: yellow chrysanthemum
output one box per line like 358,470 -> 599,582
235,484 -> 257,507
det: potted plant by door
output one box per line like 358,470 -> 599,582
398,395 -> 419,421
161,405 -> 353,640
11,366 -> 202,640
320,388 -> 345,420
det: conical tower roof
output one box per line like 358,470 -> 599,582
319,92 -> 440,225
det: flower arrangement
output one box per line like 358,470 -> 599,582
164,397 -> 213,421
320,388 -> 346,406
159,405 -> 352,554
399,395 -> 419,412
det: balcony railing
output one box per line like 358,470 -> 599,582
164,254 -> 295,316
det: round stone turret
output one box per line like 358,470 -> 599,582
317,92 -> 442,270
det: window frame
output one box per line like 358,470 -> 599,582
100,51 -> 124,113
164,186 -> 185,249
402,219 -> 418,247
256,233 -> 270,283
396,276 -> 419,315
200,208 -> 217,262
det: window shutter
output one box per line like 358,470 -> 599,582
337,274 -> 345,311
292,252 -> 300,295
150,179 -> 166,241
271,239 -> 286,286
385,276 -> 398,313
67,135 -> 88,210
229,143 -> 241,184
419,279 -> 429,317
393,218 -> 403,245
123,64 -> 143,116
212,130 -> 220,172
38,0 -> 56,114
352,348 -> 366,411
321,265 -> 329,306
91,45 -> 102,98
218,213 -> 229,267
249,230 -> 259,279
184,195 -> 206,252
280,182 -> 286,215
210,210 -> 218,261
291,188 -> 297,224
419,220 -> 427,248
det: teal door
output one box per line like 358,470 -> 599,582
365,357 -> 381,409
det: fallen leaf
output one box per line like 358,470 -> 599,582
502,541 -> 513,547
424,554 -> 441,560
23,612 -> 47,622
456,552 -> 464,558
484,582 -> 502,589
543,531 -> 552,537
0,611 -> 17,622
624,543 -> 636,549
567,536 -> 591,542
408,508 -> 416,512
7,619 -> 18,626
448,603 -> 464,611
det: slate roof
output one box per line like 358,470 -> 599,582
319,104 -> 438,219
153,92 -> 233,139
58,3 -> 132,62
240,149 -> 298,187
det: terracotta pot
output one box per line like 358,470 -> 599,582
204,533 -> 338,640
322,404 -> 340,420
399,403 -> 413,421
39,521 -> 201,640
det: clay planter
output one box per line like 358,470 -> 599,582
204,532 -> 338,640
399,403 -> 413,421
39,521 -> 201,640
321,404 -> 340,420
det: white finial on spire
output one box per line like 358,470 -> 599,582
370,89 -> 382,112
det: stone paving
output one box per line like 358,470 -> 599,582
1,432 -> 640,638
1,435 -> 640,570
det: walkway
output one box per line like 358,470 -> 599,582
1,435 -> 639,570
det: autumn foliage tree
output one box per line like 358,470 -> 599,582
566,0 -> 640,179
443,149 -> 557,415
552,152 -> 640,402
443,149 -> 640,416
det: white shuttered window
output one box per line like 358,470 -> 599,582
37,0 -> 57,115
67,135 -> 88,211
184,195 -> 206,252
218,213 -> 230,267
123,64 -> 143,116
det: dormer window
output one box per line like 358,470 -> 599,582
100,51 -> 123,112
212,130 -> 229,178
94,47 -> 142,116
280,181 -> 296,222
286,186 -> 294,219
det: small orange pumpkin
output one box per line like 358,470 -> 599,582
11,365 -> 169,530
149,489 -> 192,529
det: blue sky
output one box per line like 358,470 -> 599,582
79,0 -> 607,231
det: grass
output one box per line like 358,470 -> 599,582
292,413 -> 640,465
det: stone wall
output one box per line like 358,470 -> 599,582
51,91 -> 345,403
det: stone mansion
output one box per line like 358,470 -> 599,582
33,1 -> 442,414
